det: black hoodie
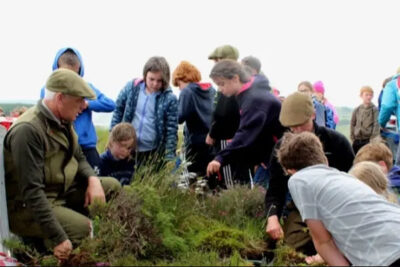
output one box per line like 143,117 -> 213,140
264,122 -> 355,218
215,77 -> 285,167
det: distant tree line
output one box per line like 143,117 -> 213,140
0,103 -> 34,116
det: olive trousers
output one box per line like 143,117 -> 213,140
8,177 -> 121,248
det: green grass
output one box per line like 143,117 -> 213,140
96,126 -> 109,154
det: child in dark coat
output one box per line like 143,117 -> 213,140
99,123 -> 136,185
172,61 -> 216,176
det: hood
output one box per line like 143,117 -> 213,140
187,82 -> 216,99
253,74 -> 270,91
52,47 -> 85,77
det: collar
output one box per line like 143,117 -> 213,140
142,82 -> 161,96
237,77 -> 255,95
40,100 -> 62,126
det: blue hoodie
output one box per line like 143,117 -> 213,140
379,75 -> 400,129
40,47 -> 116,149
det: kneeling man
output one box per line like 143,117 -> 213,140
4,69 -> 121,260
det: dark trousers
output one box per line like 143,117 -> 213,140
82,147 -> 101,175
282,203 -> 316,256
352,139 -> 369,155
212,140 -> 252,186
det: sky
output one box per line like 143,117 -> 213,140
0,0 -> 399,108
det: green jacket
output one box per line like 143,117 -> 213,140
4,101 -> 96,245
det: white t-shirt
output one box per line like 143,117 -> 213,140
288,164 -> 400,266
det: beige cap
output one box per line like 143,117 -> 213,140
279,92 -> 314,127
46,69 -> 96,99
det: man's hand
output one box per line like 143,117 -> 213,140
266,215 -> 284,240
205,134 -> 215,146
84,176 -> 106,208
206,160 -> 221,176
53,239 -> 73,260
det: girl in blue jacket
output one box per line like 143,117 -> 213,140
110,56 -> 178,168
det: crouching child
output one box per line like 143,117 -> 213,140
99,123 -> 136,185
278,131 -> 400,266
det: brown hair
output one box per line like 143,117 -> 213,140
278,131 -> 328,171
172,61 -> 201,87
108,122 -> 137,150
209,59 -> 250,83
297,81 -> 314,93
360,85 -> 373,96
349,161 -> 398,203
354,140 -> 393,170
143,56 -> 170,91
58,49 -> 80,69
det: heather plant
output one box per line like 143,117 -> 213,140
6,159 -> 307,266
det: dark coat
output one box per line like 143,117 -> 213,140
264,122 -> 355,218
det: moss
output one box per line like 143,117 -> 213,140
272,241 -> 308,266
196,227 -> 247,257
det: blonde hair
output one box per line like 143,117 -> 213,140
349,161 -> 398,203
360,85 -> 374,96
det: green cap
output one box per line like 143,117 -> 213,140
208,45 -> 239,60
45,69 -> 96,99
279,92 -> 314,127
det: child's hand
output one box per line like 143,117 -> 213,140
305,253 -> 325,265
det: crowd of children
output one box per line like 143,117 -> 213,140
3,44 -> 400,265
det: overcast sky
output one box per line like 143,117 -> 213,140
1,0 -> 399,108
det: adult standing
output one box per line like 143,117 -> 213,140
265,92 -> 354,256
379,73 -> 400,165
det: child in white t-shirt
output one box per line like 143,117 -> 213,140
278,131 -> 400,266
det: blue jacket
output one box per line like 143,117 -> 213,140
313,97 -> 326,127
325,105 -> 336,129
110,79 -> 178,160
40,47 -> 115,149
379,75 -> 400,128
99,149 -> 135,186
178,82 -> 216,146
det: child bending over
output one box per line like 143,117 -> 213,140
278,131 -> 400,266
349,161 -> 398,203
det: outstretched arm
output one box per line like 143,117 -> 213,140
306,219 -> 350,266
87,84 -> 116,112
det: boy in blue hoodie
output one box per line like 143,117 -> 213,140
40,47 -> 116,174
172,61 -> 216,177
